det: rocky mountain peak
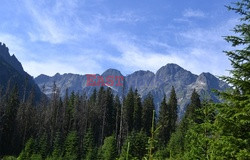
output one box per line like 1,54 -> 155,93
196,72 -> 228,90
0,42 -> 24,73
156,63 -> 183,74
155,63 -> 197,85
0,42 -> 44,102
102,68 -> 123,77
35,74 -> 51,84
130,70 -> 155,77
0,42 -> 9,54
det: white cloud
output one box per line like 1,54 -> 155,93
106,33 -> 185,73
0,1 -> 239,78
0,33 -> 105,77
0,33 -> 38,62
23,53 -> 104,77
0,33 -> 25,56
95,11 -> 145,24
24,0 -> 98,44
179,18 -> 238,49
183,9 -> 205,18
105,18 -> 239,76
108,36 -> 230,76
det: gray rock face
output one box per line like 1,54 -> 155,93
0,42 -> 24,73
36,73 -> 87,96
0,42 -> 44,102
35,64 -> 229,116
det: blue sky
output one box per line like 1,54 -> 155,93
0,0 -> 238,77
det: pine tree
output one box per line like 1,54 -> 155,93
123,88 -> 134,133
17,138 -> 35,160
0,85 -> 19,155
51,132 -> 63,159
47,82 -> 61,147
38,133 -> 48,159
168,89 -> 202,158
168,86 -> 178,136
16,90 -> 36,147
183,102 -> 216,159
100,135 -> 117,160
66,92 -> 76,132
142,93 -> 155,136
114,95 -> 121,141
210,1 -> 250,159
133,89 -> 142,131
100,88 -> 115,145
82,128 -> 95,159
157,95 -> 170,146
185,89 -> 202,123
88,88 -> 101,145
64,131 -> 78,160
119,131 -> 148,160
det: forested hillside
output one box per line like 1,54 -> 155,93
0,0 -> 249,159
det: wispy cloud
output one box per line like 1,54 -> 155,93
23,51 -> 105,77
0,33 -> 38,62
178,18 -> 238,48
105,17 -> 238,76
107,35 -> 184,73
183,9 -> 205,18
24,0 -> 98,44
95,11 -> 145,24
175,18 -> 239,75
0,33 -> 25,56
0,0 -> 239,77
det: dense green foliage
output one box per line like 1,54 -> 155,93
100,135 -> 117,160
119,131 -> 148,160
0,0 -> 249,159
167,0 -> 250,159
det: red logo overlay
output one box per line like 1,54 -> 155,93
86,74 -> 124,87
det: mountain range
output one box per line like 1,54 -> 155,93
35,64 -> 229,116
0,42 -> 229,116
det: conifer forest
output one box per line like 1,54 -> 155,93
0,0 -> 250,159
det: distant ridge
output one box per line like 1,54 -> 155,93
35,63 -> 229,116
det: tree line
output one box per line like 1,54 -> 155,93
0,0 -> 249,159
0,80 -> 180,160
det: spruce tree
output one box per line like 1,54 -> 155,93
167,90 -> 201,158
16,90 -> 36,147
183,102 -> 216,159
157,95 -> 170,147
210,1 -> 250,159
142,93 -> 155,136
123,88 -> 134,133
37,133 -> 48,159
64,131 -> 78,160
82,128 -> 95,159
66,92 -> 75,132
114,95 -> 121,141
133,89 -> 142,131
100,87 -> 115,144
185,89 -> 202,123
119,131 -> 148,160
168,86 -> 178,135
51,132 -> 63,159
18,138 -> 35,160
100,135 -> 117,160
0,85 -> 19,155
